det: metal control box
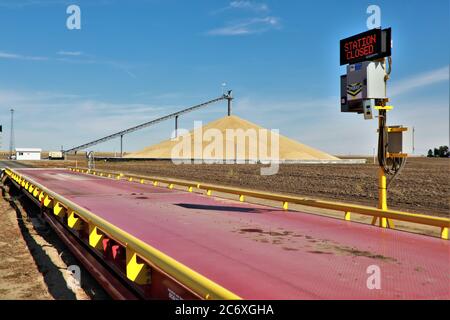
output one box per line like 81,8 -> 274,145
347,61 -> 386,101
387,126 -> 412,154
341,60 -> 386,116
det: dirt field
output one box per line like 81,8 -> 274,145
0,193 -> 51,299
0,183 -> 108,300
20,156 -> 449,217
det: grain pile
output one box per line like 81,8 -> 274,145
126,115 -> 339,161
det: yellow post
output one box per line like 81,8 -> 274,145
441,227 -> 449,240
378,167 -> 387,211
282,201 -> 289,210
344,211 -> 351,221
377,167 -> 388,228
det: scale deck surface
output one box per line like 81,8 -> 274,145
15,168 -> 450,299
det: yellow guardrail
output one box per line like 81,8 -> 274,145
69,166 -> 450,240
3,168 -> 241,300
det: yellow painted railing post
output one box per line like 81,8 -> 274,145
88,224 -> 104,250
153,181 -> 159,187
140,179 -> 145,184
344,211 -> 351,221
188,186 -> 193,192
126,248 -> 150,285
207,190 -> 212,196
168,183 -> 174,189
441,227 -> 449,240
283,202 -> 289,210
239,195 -> 245,202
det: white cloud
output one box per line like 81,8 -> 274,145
211,1 -> 269,14
57,50 -> 83,56
207,16 -> 280,36
0,50 -> 48,61
229,1 -> 268,12
390,65 -> 449,97
1,49 -> 136,77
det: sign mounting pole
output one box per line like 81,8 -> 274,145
339,27 -> 408,229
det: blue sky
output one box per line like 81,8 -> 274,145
0,0 -> 448,155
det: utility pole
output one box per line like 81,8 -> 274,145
373,147 -> 376,164
9,109 -> 15,159
120,134 -> 123,158
226,90 -> 233,116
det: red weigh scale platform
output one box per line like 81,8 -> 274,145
15,168 -> 450,299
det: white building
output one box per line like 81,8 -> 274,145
15,148 -> 42,160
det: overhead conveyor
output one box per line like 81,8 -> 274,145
64,91 -> 233,156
